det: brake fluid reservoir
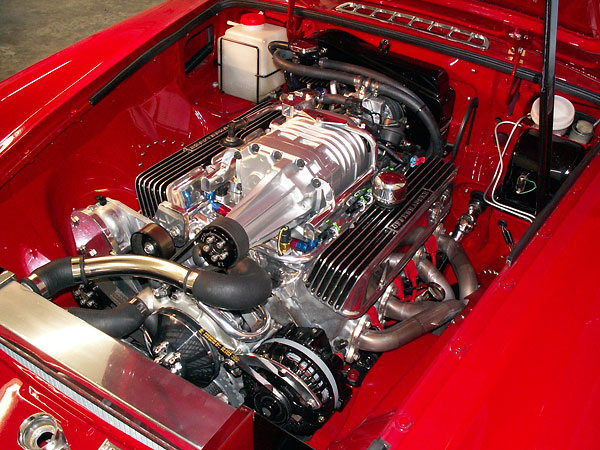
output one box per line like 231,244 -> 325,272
218,13 -> 287,103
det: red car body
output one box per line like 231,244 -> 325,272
0,0 -> 599,448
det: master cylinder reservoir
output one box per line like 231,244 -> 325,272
218,13 -> 287,103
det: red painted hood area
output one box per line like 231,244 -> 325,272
307,0 -> 600,80
0,0 -> 216,188
446,0 -> 599,38
0,0 -> 599,192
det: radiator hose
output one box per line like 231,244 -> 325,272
67,298 -> 149,338
21,254 -> 272,311
272,49 -> 442,157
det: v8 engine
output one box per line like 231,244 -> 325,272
21,36 -> 478,435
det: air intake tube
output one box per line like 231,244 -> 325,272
21,254 -> 272,311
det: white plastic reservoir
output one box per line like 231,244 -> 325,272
530,95 -> 575,135
218,13 -> 287,103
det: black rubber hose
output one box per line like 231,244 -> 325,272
20,257 -> 75,298
319,93 -> 349,105
377,83 -> 442,157
378,143 -> 403,165
320,59 -> 421,104
22,253 -> 272,311
268,40 -> 290,54
272,50 -> 442,157
68,302 -> 148,338
273,49 -> 357,84
191,256 -> 272,311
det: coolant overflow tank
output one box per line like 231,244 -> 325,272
218,14 -> 287,103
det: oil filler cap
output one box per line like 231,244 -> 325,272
372,171 -> 407,207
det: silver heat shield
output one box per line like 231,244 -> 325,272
227,111 -> 376,247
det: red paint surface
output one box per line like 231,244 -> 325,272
0,0 -> 599,448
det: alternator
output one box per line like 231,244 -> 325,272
242,324 -> 351,434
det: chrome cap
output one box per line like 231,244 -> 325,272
372,171 -> 407,206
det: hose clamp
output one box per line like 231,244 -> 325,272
370,80 -> 380,97
26,273 -> 48,298
182,268 -> 198,297
129,296 -> 150,319
0,271 -> 16,290
357,77 -> 371,99
71,257 -> 82,284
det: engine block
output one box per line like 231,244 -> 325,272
67,88 -> 459,436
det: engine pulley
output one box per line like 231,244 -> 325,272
242,324 -> 350,434
144,308 -> 220,388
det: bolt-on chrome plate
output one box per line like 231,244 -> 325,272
335,2 -> 490,51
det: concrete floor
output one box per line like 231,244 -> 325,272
0,0 -> 163,82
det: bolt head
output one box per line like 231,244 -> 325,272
143,241 -> 156,254
311,178 -> 321,188
250,143 -> 260,153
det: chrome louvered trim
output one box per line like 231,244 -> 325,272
335,2 -> 489,50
